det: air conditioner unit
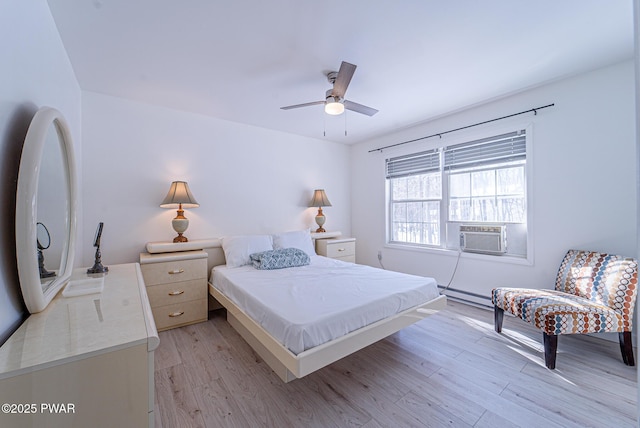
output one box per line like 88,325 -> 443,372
459,225 -> 506,255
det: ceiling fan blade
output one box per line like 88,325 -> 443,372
280,101 -> 325,110
332,61 -> 357,98
344,100 -> 378,116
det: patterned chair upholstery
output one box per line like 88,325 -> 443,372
492,249 -> 638,369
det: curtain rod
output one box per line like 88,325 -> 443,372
368,103 -> 555,153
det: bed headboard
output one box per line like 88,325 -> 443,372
145,231 -> 342,275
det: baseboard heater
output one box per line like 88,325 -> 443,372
459,224 -> 506,255
438,285 -> 493,309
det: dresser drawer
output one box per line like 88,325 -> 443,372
152,299 -> 207,331
146,278 -> 207,307
317,239 -> 356,259
141,258 -> 207,286
334,254 -> 356,263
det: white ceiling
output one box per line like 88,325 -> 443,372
47,0 -> 635,144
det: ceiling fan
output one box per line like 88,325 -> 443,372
280,61 -> 378,117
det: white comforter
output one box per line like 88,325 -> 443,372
211,256 -> 439,354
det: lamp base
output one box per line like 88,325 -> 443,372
171,209 -> 189,243
173,233 -> 188,243
315,208 -> 326,234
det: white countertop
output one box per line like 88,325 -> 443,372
140,249 -> 208,264
145,231 -> 343,254
0,263 -> 159,379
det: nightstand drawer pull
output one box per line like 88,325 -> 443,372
168,311 -> 184,318
168,269 -> 185,275
337,248 -> 346,252
168,290 -> 184,296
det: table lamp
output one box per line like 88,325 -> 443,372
309,189 -> 332,233
160,181 -> 199,242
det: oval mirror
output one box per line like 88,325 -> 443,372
16,107 -> 77,313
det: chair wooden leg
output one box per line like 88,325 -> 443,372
619,332 -> 635,366
494,306 -> 504,333
543,332 -> 557,369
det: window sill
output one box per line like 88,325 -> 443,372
383,243 -> 533,266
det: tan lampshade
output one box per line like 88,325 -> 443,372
160,181 -> 199,208
309,189 -> 332,207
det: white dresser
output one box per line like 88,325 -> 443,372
140,250 -> 208,331
0,264 -> 159,428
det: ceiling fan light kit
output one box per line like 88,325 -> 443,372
281,61 -> 378,117
324,96 -> 344,115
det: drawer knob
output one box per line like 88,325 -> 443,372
168,290 -> 184,296
168,311 -> 184,318
338,248 -> 346,252
168,269 -> 185,275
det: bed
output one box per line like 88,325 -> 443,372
207,231 -> 447,382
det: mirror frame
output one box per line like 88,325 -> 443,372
16,107 -> 78,313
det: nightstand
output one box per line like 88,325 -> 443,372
140,250 -> 208,331
316,237 -> 356,263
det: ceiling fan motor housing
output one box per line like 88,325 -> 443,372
325,89 -> 342,104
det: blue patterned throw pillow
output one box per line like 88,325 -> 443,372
250,247 -> 311,270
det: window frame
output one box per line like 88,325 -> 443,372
387,170 -> 444,247
384,124 -> 533,263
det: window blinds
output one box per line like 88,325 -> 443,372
386,149 -> 440,179
444,130 -> 526,171
386,130 -> 526,178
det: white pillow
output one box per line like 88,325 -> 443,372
221,235 -> 273,268
272,229 -> 316,257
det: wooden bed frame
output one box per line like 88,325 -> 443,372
209,282 -> 447,382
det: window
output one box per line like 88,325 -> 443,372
387,150 -> 442,246
448,166 -> 525,222
386,130 -> 527,253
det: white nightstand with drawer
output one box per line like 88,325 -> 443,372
316,237 -> 356,263
140,250 -> 208,331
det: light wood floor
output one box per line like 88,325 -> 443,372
154,301 -> 637,427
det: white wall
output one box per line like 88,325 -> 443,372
81,92 -> 351,265
0,1 -> 81,342
351,60 -> 637,305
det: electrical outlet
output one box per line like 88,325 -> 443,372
377,250 -> 382,261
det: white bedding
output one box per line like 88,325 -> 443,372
211,256 -> 440,354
